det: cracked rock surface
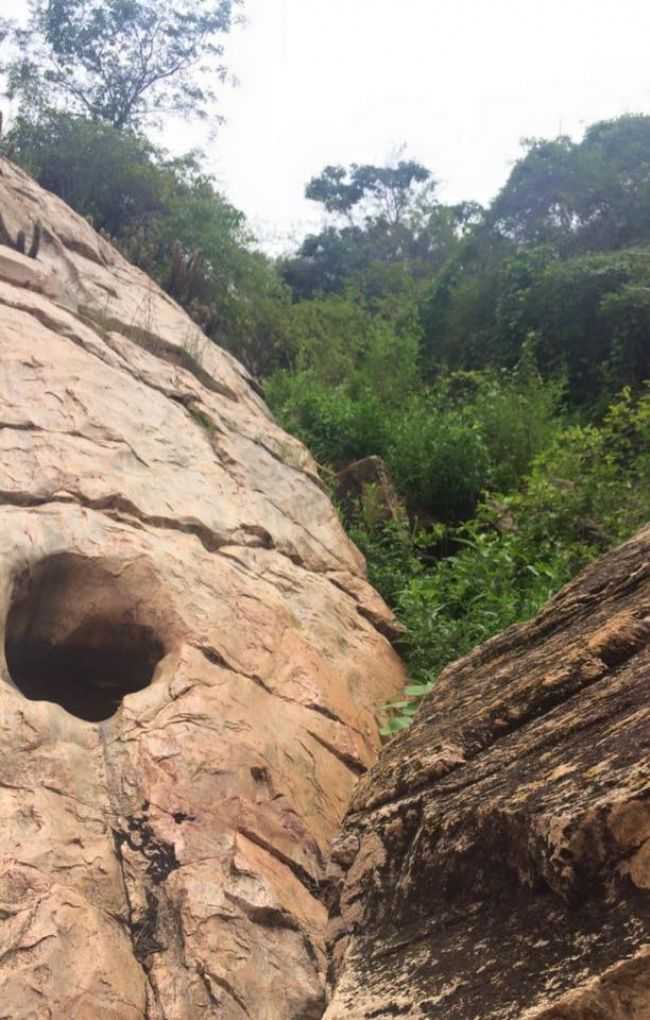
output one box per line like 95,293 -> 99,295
0,157 -> 406,1019
324,525 -> 650,1019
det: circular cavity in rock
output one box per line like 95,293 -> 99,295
4,554 -> 165,722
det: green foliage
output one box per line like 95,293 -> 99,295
282,289 -> 420,397
425,240 -> 650,403
457,344 -> 565,491
281,159 -> 476,302
370,385 -> 650,734
517,385 -> 650,553
423,117 -> 650,402
506,249 -> 650,401
4,111 -> 174,234
385,395 -> 489,520
490,115 -> 650,253
268,346 -> 564,525
347,509 -> 433,607
3,111 -> 293,378
305,160 -> 433,225
422,227 -> 512,373
266,372 -> 388,467
1,0 -> 240,129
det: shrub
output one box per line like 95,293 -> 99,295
465,352 -> 565,491
385,394 -> 490,520
266,372 -> 388,467
375,385 -> 650,733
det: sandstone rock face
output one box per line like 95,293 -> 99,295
335,456 -> 404,526
325,526 -> 650,1019
0,157 -> 406,1019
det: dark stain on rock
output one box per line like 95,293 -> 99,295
115,812 -> 180,885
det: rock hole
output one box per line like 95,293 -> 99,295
4,554 -> 165,722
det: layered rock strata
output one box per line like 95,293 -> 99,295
325,526 -> 650,1019
0,157 -> 406,1019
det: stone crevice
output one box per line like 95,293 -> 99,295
237,824 -> 323,899
0,487 -> 270,556
307,730 -> 367,777
192,641 -> 369,740
111,829 -> 166,1018
0,420 -> 151,468
77,304 -> 241,404
198,965 -> 252,1018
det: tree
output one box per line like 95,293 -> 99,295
489,136 -> 579,248
2,109 -> 292,378
305,160 -> 433,227
0,0 -> 241,130
489,116 -> 650,253
281,158 -> 477,301
3,109 -> 172,232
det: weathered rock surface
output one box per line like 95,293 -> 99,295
0,157 -> 406,1018
335,456 -> 404,525
325,526 -> 650,1018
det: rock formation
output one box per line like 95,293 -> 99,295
335,456 -> 404,526
325,525 -> 650,1019
0,157 -> 406,1019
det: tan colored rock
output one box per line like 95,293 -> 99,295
325,526 -> 650,1019
0,157 -> 406,1018
335,456 -> 405,526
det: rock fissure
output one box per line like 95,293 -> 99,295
249,487 -> 354,573
193,642 -> 366,736
198,965 -> 253,1018
0,485 -> 363,586
324,573 -> 405,644
0,487 -> 273,557
114,812 -> 181,887
0,420 -> 151,469
111,822 -> 168,1017
77,304 -> 241,403
307,730 -> 367,777
237,825 -> 322,899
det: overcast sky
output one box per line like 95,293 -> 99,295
4,0 -> 650,251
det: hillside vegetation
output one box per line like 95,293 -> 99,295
2,2 -> 649,729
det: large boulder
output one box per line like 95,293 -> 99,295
335,456 -> 404,525
0,157 -> 406,1019
325,526 -> 650,1019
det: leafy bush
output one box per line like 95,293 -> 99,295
281,290 -> 421,400
3,110 -> 294,378
266,372 -> 388,467
514,385 -> 650,555
348,513 -> 437,606
359,506 -> 574,734
365,385 -> 650,734
385,394 -> 490,520
461,348 -> 565,491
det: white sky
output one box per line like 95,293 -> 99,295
4,0 -> 650,251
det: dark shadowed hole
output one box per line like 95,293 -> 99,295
5,555 -> 165,723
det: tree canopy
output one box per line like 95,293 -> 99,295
0,0 -> 241,129
305,160 -> 433,226
281,158 -> 480,301
489,114 -> 650,252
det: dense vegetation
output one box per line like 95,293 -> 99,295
2,6 -> 649,732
